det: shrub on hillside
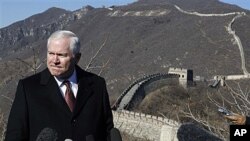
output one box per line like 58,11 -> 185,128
133,83 -> 234,140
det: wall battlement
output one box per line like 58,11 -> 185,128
113,110 -> 179,141
113,110 -> 179,126
107,9 -> 171,17
113,73 -> 179,110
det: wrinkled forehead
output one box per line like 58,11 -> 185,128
48,37 -> 70,46
47,38 -> 71,52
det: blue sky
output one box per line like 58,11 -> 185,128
220,0 -> 250,10
0,0 -> 136,28
0,0 -> 250,28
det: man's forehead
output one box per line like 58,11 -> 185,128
47,41 -> 70,50
48,38 -> 70,46
47,50 -> 68,53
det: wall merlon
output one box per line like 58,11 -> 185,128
146,114 -> 152,119
152,116 -> 157,120
141,113 -> 145,117
135,112 -> 140,116
114,115 -> 175,140
113,110 -> 180,126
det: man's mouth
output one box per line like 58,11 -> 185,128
51,66 -> 62,70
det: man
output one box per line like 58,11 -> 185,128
5,30 -> 114,141
225,114 -> 250,125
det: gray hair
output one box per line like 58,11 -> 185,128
47,30 -> 81,56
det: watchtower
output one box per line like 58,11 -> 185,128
168,67 -> 193,88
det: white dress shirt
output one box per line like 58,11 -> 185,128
54,70 -> 78,98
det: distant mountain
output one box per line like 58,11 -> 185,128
1,0 -> 250,112
0,6 -> 94,58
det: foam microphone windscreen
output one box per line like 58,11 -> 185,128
110,128 -> 122,141
86,134 -> 95,141
177,123 -> 223,141
36,127 -> 58,141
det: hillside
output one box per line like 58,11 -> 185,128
1,0 -> 250,119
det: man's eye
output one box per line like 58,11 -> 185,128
58,54 -> 67,57
48,52 -> 55,55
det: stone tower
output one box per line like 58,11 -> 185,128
168,67 -> 193,88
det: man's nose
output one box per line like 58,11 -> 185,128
53,55 -> 60,63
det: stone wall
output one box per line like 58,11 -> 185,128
113,110 -> 179,141
113,110 -> 223,141
113,73 -> 179,110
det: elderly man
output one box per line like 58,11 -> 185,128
5,30 -> 114,141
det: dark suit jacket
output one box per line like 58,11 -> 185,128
5,66 -> 114,141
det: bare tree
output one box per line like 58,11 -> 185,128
180,81 -> 250,140
16,48 -> 46,74
207,82 -> 250,116
181,104 -> 228,140
85,35 -> 111,75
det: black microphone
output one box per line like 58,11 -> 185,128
86,134 -> 95,141
110,128 -> 122,141
36,127 -> 58,141
177,123 -> 223,141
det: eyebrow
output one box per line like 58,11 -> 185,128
47,51 -> 68,56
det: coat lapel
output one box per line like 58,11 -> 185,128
39,66 -> 94,118
40,69 -> 72,117
73,66 -> 93,116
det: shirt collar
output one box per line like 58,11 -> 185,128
54,69 -> 77,87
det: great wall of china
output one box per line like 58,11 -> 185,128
113,110 -> 179,141
113,73 -> 179,110
0,2 -> 248,141
109,4 -> 248,141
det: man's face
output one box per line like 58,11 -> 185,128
47,37 -> 76,79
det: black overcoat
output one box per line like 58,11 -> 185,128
5,66 -> 114,141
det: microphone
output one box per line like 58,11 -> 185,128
177,123 -> 223,141
86,134 -> 95,141
110,128 -> 122,141
36,127 -> 58,141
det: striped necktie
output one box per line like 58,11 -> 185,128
63,80 -> 76,112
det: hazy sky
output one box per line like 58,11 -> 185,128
0,0 -> 250,28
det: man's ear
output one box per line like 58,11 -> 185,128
74,53 -> 81,64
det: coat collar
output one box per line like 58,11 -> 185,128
40,65 -> 93,85
73,65 -> 94,116
39,66 -> 94,117
40,68 -> 53,85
